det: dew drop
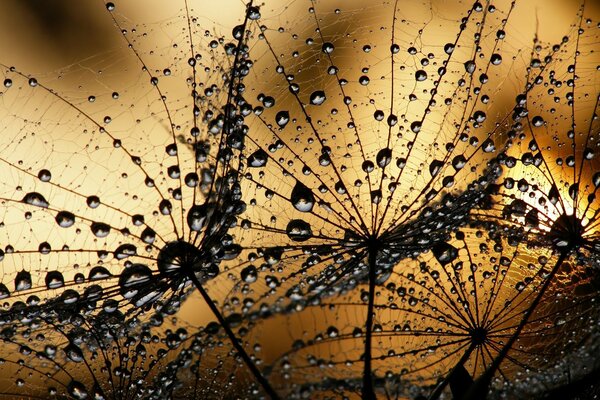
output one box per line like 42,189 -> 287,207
114,244 -> 137,259
22,192 -> 49,208
91,222 -> 111,238
322,42 -> 334,54
290,181 -> 315,212
432,242 -> 458,265
248,149 -> 268,167
310,90 -> 326,105
376,148 -> 392,168
464,60 -> 476,74
473,110 -> 486,123
481,139 -> 495,153
362,160 -> 374,173
119,263 -> 152,299
86,195 -> 100,208
275,111 -> 290,128
532,116 -> 544,127
15,270 -> 32,291
410,121 -> 422,133
38,169 -> 52,182
55,211 -> 76,228
89,266 -> 112,281
241,265 -> 258,283
429,160 -> 444,177
415,70 -> 427,81
187,204 -> 209,232
286,220 -> 312,241
45,271 -> 64,289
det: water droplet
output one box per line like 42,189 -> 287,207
114,244 -> 137,259
291,181 -> 315,212
593,172 -> 600,188
247,6 -> 261,20
119,263 -> 152,299
286,220 -> 312,241
464,60 -> 476,74
141,227 -> 156,244
241,265 -> 258,283
322,42 -> 334,54
15,270 -> 32,291
415,70 -> 427,81
55,211 -> 75,228
481,139 -> 495,153
248,149 -> 268,167
432,242 -> 458,265
473,110 -> 486,123
310,90 -> 326,105
38,169 -> 51,182
187,204 -> 209,232
91,222 -> 111,238
45,271 -> 64,289
532,116 -> 544,127
362,160 -> 374,173
159,199 -> 172,215
490,53 -> 502,65
89,266 -> 112,281
429,160 -> 443,177
376,148 -> 392,168
410,121 -> 422,133
86,195 -> 100,208
452,155 -> 466,170
275,111 -> 290,128
22,192 -> 49,208
0,284 -> 10,299
371,190 -> 382,204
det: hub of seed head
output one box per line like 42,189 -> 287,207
549,214 -> 584,251
157,241 -> 218,283
469,326 -> 488,346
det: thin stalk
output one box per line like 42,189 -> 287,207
186,271 -> 281,400
428,343 -> 476,400
363,244 -> 379,400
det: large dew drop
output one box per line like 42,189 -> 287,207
309,90 -> 326,105
248,149 -> 268,167
290,181 -> 315,212
91,222 -> 111,238
432,242 -> 459,265
45,270 -> 65,289
14,270 -> 32,291
22,192 -> 49,208
55,211 -> 76,228
286,220 -> 313,241
275,111 -> 290,128
187,204 -> 210,232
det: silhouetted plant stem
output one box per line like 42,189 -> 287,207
186,271 -> 281,400
428,343 -> 476,400
363,242 -> 379,400
461,251 -> 569,400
